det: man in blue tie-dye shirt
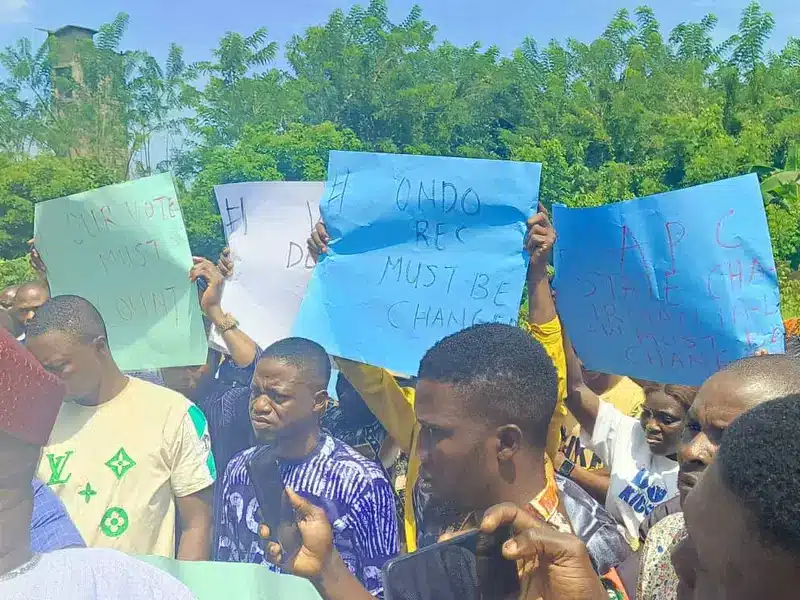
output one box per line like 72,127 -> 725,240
213,337 -> 398,597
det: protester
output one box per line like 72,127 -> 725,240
617,354 -> 800,600
0,327 -> 195,599
25,295 -> 216,560
10,280 -> 49,340
307,207 -> 575,551
151,256 -> 254,476
671,395 -> 800,599
413,322 -> 630,572
559,372 -> 645,503
214,337 -> 399,597
556,319 -> 695,542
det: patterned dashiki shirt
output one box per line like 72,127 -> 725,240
213,433 -> 399,597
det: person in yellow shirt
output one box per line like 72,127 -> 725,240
307,206 -> 573,551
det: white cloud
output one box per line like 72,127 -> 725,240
0,0 -> 29,24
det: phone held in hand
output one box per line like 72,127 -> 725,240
382,526 -> 520,600
245,446 -> 300,562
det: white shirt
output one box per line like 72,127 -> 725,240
0,548 -> 194,599
581,400 -> 679,541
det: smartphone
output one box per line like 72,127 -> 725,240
382,526 -> 520,600
245,446 -> 300,561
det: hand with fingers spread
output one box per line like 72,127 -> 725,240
189,257 -> 225,319
307,221 -> 330,263
525,203 -> 556,275
259,487 -> 335,580
27,238 -> 47,277
218,247 -> 234,279
480,503 -> 607,600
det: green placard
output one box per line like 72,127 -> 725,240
137,556 -> 323,600
33,173 -> 208,371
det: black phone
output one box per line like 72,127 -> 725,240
382,526 -> 520,600
245,446 -> 300,561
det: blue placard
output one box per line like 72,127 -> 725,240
553,174 -> 784,386
293,151 -> 541,376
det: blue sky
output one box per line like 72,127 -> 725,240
0,0 -> 796,68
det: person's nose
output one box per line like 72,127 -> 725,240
251,394 -> 274,415
644,415 -> 661,434
21,310 -> 34,325
679,431 -> 714,466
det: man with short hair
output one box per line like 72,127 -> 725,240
0,327 -> 194,599
26,295 -> 215,560
10,280 -> 48,340
620,353 -> 800,599
214,337 -> 398,597
672,395 -> 800,599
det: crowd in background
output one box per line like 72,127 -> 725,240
0,207 -> 799,600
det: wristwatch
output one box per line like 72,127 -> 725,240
216,313 -> 239,334
557,457 -> 576,478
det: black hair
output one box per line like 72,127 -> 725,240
718,394 -> 800,554
784,335 -> 800,361
259,337 -> 331,392
720,354 -> 800,396
26,295 -> 107,341
418,323 -> 558,448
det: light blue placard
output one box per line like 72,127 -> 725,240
553,174 -> 784,386
293,151 -> 541,376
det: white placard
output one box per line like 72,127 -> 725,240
212,181 -> 323,351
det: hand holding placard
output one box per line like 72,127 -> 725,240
294,151 -> 542,376
33,173 -> 207,371
553,174 -> 784,386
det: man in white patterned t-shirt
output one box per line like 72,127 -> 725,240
0,324 -> 194,599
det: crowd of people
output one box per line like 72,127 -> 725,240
0,206 -> 799,600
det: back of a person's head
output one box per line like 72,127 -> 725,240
717,395 -> 800,554
26,294 -> 107,341
260,337 -> 331,391
418,323 -> 558,447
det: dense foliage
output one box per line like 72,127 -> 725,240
0,1 -> 798,312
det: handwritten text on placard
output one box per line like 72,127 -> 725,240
294,151 -> 541,376
553,174 -> 784,386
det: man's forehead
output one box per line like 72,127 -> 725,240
254,357 -> 299,383
415,379 -> 466,422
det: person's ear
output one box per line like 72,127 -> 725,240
312,390 -> 330,416
496,424 -> 522,461
92,335 -> 111,357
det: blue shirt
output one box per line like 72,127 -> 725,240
31,478 -> 85,552
214,434 -> 399,597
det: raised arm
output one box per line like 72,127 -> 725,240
560,320 -> 601,437
524,205 -> 566,459
190,255 -> 258,368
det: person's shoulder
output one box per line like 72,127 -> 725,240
125,376 -> 190,405
325,435 -> 391,485
222,446 -> 259,483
